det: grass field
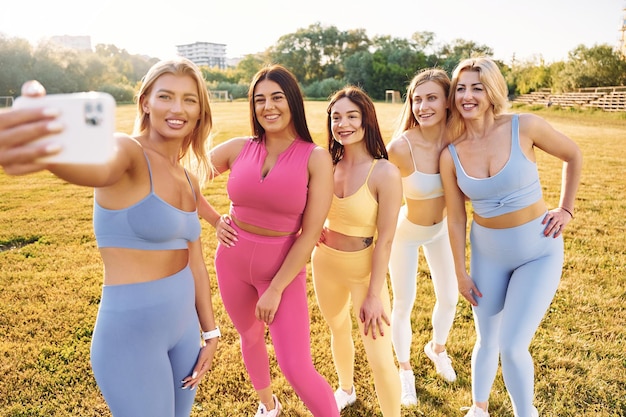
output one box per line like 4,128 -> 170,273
0,101 -> 625,417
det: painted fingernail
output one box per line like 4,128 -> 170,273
42,107 -> 61,117
22,81 -> 45,96
46,121 -> 63,132
44,143 -> 62,153
192,372 -> 198,379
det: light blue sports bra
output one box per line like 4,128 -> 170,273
447,114 -> 543,218
93,153 -> 201,249
399,134 -> 444,200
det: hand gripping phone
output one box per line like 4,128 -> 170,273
13,92 -> 116,164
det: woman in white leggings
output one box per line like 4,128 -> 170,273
387,68 -> 459,407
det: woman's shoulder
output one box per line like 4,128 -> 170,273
215,136 -> 251,152
308,145 -> 333,167
387,131 -> 410,151
374,158 -> 401,179
117,133 -> 147,157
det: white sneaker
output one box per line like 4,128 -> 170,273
461,405 -> 490,417
398,369 -> 418,406
254,395 -> 281,417
334,386 -> 356,411
424,341 -> 457,382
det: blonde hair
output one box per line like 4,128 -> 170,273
393,68 -> 451,139
447,56 -> 510,141
133,57 -> 213,185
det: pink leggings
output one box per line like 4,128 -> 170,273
214,224 -> 338,417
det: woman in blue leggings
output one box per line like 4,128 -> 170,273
4,59 -> 222,417
440,57 -> 582,417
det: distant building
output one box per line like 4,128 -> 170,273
176,42 -> 227,69
49,35 -> 92,52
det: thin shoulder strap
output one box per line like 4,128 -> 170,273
365,159 -> 378,182
183,169 -> 197,202
401,134 -> 418,172
142,151 -> 154,192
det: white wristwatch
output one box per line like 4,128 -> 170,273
201,327 -> 221,341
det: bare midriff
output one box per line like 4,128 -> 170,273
404,195 -> 446,226
233,216 -> 296,237
323,229 -> 373,252
473,199 -> 547,229
100,248 -> 189,285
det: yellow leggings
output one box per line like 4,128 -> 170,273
311,243 -> 401,417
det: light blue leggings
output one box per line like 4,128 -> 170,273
91,266 -> 200,417
470,214 -> 563,417
389,208 -> 458,363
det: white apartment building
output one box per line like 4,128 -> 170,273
176,42 -> 227,69
49,35 -> 92,52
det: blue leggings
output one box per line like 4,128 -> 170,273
91,266 -> 200,417
469,214 -> 563,417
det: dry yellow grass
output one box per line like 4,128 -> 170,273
0,102 -> 624,417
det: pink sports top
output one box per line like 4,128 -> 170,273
326,159 -> 378,237
227,137 -> 316,233
399,134 -> 444,201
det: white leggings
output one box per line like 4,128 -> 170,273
389,207 -> 458,363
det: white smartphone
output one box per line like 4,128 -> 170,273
13,92 -> 116,164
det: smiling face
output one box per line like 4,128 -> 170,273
253,79 -> 293,136
454,69 -> 491,118
330,97 -> 365,146
142,73 -> 200,140
411,80 -> 448,127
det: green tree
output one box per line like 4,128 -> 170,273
233,54 -> 268,84
436,39 -> 494,74
554,44 -> 626,91
507,57 -> 554,94
344,51 -> 374,90
0,36 -> 36,96
367,36 -> 428,99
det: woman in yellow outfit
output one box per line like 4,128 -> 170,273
311,86 -> 402,416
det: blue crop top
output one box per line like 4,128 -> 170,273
399,134 -> 444,200
447,114 -> 543,218
93,153 -> 201,249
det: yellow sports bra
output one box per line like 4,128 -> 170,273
325,159 -> 378,237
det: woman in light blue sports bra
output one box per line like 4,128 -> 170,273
440,57 -> 582,417
4,59 -> 224,417
386,68 -> 460,407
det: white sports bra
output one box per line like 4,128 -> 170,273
400,134 -> 444,201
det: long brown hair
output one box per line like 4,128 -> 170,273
248,64 -> 313,143
326,86 -> 388,164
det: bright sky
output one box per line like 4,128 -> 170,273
2,0 -> 624,65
